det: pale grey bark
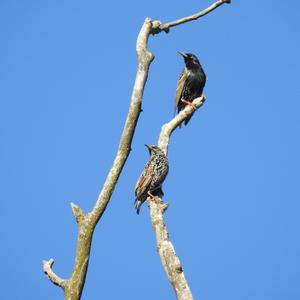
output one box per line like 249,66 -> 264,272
42,1 -> 230,299
43,18 -> 154,300
147,96 -> 205,300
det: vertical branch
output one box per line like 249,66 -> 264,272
89,18 -> 154,223
43,18 -> 155,300
148,0 -> 230,300
147,2 -> 230,299
43,1 -> 230,299
147,96 -> 205,300
149,201 -> 193,300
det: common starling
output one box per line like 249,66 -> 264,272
134,145 -> 169,214
175,51 -> 206,126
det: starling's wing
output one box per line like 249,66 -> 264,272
174,68 -> 187,115
150,158 -> 169,193
135,161 -> 154,201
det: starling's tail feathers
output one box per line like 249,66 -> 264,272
134,199 -> 142,215
184,111 -> 194,126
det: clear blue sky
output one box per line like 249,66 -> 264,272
1,1 -> 300,299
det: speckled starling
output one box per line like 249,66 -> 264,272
134,145 -> 169,214
175,51 -> 206,126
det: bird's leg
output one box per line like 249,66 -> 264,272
181,99 -> 197,110
147,191 -> 155,198
147,191 -> 161,204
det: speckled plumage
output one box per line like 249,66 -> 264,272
134,145 -> 169,214
175,51 -> 206,125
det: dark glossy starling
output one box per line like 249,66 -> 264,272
134,145 -> 169,214
175,51 -> 206,126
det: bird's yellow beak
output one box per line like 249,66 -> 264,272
178,51 -> 187,58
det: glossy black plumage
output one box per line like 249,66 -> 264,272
134,145 -> 169,214
175,51 -> 206,125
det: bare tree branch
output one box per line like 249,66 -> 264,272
43,18 -> 154,300
43,259 -> 66,289
71,203 -> 86,224
152,0 -> 231,34
158,96 -> 205,155
147,3 -> 231,298
89,18 -> 154,224
147,97 -> 205,300
43,0 -> 230,299
149,201 -> 192,300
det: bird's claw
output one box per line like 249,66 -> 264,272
147,191 -> 162,204
181,99 -> 197,110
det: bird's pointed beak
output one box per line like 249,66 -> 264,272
178,51 -> 187,58
144,144 -> 153,154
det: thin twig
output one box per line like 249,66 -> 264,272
43,259 -> 66,288
152,0 -> 230,34
158,96 -> 205,155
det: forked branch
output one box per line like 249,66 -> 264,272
42,1 -> 230,299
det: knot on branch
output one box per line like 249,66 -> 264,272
151,20 -> 169,35
175,264 -> 184,274
161,203 -> 169,213
43,259 -> 66,289
148,197 -> 169,215
145,52 -> 155,64
136,18 -> 155,64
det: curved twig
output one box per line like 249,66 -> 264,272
43,259 -> 66,288
152,0 -> 230,34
